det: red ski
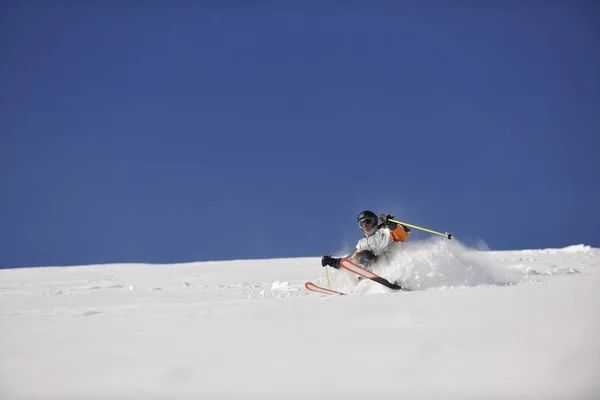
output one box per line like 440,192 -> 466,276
339,258 -> 404,290
304,282 -> 345,296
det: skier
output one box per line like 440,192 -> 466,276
321,210 -> 410,271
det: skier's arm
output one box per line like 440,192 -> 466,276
380,213 -> 410,242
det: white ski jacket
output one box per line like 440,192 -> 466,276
356,226 -> 394,257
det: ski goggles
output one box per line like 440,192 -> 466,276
358,217 -> 376,228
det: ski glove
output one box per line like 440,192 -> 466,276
379,214 -> 397,230
321,255 -> 341,269
379,213 -> 394,222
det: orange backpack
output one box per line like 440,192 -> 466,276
389,224 -> 410,242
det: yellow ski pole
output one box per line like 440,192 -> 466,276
388,218 -> 454,240
324,251 -> 357,288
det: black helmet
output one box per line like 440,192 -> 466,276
357,210 -> 378,227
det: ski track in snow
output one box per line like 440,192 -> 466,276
1,241 -> 599,399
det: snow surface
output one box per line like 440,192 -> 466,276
1,240 -> 599,399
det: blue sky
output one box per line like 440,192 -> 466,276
2,2 -> 599,268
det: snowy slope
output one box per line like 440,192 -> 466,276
1,241 -> 599,399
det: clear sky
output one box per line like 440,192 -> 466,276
2,2 -> 599,268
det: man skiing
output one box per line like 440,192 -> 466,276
321,210 -> 410,271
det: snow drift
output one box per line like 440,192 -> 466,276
1,244 -> 599,399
